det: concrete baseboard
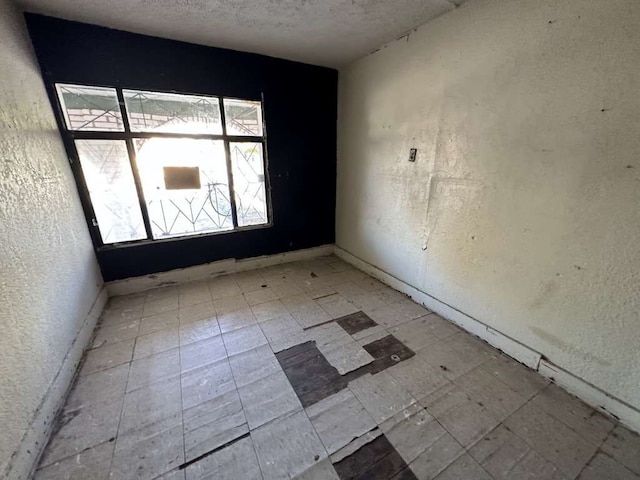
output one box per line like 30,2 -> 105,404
107,245 -> 335,297
538,360 -> 640,434
5,287 -> 108,480
334,245 -> 640,434
334,246 -> 541,369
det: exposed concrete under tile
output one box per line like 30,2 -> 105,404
333,433 -> 417,480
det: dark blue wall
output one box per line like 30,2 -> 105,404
25,14 -> 338,282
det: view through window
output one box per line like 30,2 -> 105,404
55,84 -> 270,245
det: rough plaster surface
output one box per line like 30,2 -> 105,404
17,0 -> 466,67
0,1 -> 104,477
337,0 -> 640,410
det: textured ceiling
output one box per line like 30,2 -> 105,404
17,0 -> 466,67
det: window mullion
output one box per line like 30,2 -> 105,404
260,91 -> 271,225
219,97 -> 239,229
67,138 -> 105,248
68,132 -> 261,143
117,88 -> 154,240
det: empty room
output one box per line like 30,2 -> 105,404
1,0 -> 639,478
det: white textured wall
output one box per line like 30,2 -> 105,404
0,1 -> 104,477
337,0 -> 640,411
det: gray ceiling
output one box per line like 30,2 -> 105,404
17,0 -> 467,67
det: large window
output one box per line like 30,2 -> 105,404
55,83 -> 270,246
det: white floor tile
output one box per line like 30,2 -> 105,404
306,389 -> 376,454
228,344 -> 281,387
185,436 -> 261,480
238,370 -> 302,430
348,371 -> 417,424
252,410 -> 327,479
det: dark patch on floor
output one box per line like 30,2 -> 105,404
276,333 -> 415,409
336,311 -> 378,335
333,434 -> 417,480
277,341 -> 348,408
51,408 -> 82,436
360,334 -> 415,375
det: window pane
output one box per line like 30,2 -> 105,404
230,142 -> 268,226
224,99 -> 263,136
124,90 -> 222,134
56,84 -> 124,131
134,138 -> 232,239
75,140 -> 147,244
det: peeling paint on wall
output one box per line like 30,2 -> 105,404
422,176 -> 484,252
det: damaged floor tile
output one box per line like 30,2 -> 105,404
332,433 -> 416,480
252,410 -> 327,479
306,389 -> 376,454
380,403 -> 447,464
184,436 -> 262,480
348,371 -> 417,424
37,259 -> 640,480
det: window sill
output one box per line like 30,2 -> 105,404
96,222 -> 273,252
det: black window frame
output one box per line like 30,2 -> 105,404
54,82 -> 273,250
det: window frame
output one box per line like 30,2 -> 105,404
54,82 -> 272,250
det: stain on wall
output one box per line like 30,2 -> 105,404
530,326 -> 612,368
0,1 -> 103,477
337,0 -> 640,410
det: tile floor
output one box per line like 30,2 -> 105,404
35,256 -> 640,479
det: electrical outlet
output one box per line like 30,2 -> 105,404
408,148 -> 417,162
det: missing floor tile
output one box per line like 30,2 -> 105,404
336,311 -> 378,335
276,334 -> 415,409
330,427 -> 383,463
277,341 -> 347,408
332,433 -> 417,480
359,334 -> 415,375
